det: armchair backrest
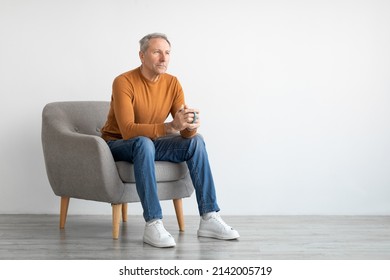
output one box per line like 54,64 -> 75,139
42,101 -> 110,137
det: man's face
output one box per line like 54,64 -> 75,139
139,38 -> 171,77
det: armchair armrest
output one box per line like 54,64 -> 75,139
42,127 -> 125,203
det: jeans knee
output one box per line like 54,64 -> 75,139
134,136 -> 155,158
191,134 -> 205,147
188,134 -> 206,156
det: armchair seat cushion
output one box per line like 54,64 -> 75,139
116,161 -> 189,183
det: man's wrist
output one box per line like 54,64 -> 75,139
164,122 -> 178,134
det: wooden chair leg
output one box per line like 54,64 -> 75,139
60,196 -> 70,229
122,203 -> 128,222
173,198 -> 185,232
112,204 -> 122,240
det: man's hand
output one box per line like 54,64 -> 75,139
165,104 -> 200,134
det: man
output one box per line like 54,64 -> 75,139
101,33 -> 239,248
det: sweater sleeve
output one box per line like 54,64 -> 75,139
112,76 -> 166,140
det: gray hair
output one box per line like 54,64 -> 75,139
139,33 -> 171,53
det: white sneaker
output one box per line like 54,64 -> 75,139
197,212 -> 240,240
143,220 -> 176,248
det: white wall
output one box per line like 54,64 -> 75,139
1,0 -> 389,216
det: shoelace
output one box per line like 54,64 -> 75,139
211,213 -> 233,230
149,220 -> 171,237
148,220 -> 162,226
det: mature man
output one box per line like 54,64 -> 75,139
101,33 -> 239,248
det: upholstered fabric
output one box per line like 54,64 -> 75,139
116,161 -> 189,183
41,101 -> 194,204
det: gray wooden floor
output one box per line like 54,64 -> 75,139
0,215 -> 389,260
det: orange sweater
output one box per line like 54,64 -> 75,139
101,67 -> 196,141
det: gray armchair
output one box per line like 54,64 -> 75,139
41,101 -> 194,239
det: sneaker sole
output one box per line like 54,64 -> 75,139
143,237 -> 176,248
197,230 -> 240,240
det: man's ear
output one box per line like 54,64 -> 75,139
139,51 -> 144,63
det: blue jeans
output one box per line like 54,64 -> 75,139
107,134 -> 220,221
